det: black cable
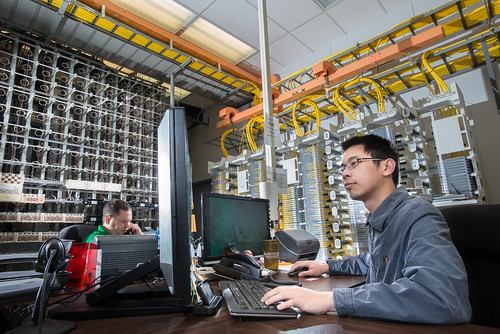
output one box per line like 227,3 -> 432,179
140,277 -> 163,301
35,249 -> 56,334
265,273 -> 302,287
47,275 -> 117,307
7,303 -> 34,330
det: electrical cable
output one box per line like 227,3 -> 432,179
245,116 -> 264,151
48,275 -> 117,307
332,81 -> 356,120
221,128 -> 236,158
243,80 -> 262,107
421,48 -> 459,117
35,249 -> 56,334
265,273 -> 302,287
292,97 -> 321,136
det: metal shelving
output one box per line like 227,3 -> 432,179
0,26 -> 168,237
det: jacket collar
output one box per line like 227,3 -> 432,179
366,186 -> 408,232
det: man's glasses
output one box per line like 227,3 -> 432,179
338,158 -> 383,175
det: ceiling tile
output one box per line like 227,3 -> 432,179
269,34 -> 312,69
174,0 -> 214,14
411,0 -> 450,16
266,0 -> 322,31
378,0 -> 411,12
326,0 -> 386,34
292,13 -> 344,51
245,52 -> 282,74
200,0 -> 286,49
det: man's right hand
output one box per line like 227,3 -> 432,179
290,261 -> 328,277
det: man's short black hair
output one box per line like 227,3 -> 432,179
341,134 -> 399,186
102,199 -> 132,220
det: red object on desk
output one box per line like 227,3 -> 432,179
65,242 -> 89,290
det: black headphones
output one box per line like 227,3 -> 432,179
34,238 -> 69,273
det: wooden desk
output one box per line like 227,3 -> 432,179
52,274 -> 498,334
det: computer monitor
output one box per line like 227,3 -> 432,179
49,108 -> 195,317
157,107 -> 192,299
200,193 -> 271,264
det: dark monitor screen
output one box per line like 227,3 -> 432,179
201,193 -> 270,263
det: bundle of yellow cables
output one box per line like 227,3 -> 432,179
292,97 -> 321,136
421,49 -> 458,117
332,77 -> 385,121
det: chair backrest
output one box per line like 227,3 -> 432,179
439,204 -> 500,328
58,224 -> 98,242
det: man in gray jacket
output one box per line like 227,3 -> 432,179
262,134 -> 471,324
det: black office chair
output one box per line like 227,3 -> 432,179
58,224 -> 98,242
439,204 -> 500,328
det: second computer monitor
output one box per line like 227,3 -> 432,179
201,193 -> 270,264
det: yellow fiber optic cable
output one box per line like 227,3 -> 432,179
292,97 -> 321,136
244,80 -> 262,106
246,116 -> 264,151
422,49 -> 450,94
332,81 -> 356,120
352,77 -> 385,113
221,128 -> 236,158
238,128 -> 247,153
421,49 -> 460,116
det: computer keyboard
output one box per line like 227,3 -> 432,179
219,280 -> 298,319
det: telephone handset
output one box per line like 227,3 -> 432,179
224,244 -> 261,268
124,229 -> 133,235
213,244 -> 264,280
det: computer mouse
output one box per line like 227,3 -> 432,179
287,267 -> 308,277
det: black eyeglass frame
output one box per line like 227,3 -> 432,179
338,157 -> 384,175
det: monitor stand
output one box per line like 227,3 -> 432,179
48,296 -> 190,320
48,255 -> 221,320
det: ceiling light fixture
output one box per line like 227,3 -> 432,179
109,0 -> 194,33
181,18 -> 256,65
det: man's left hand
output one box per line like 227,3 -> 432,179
129,223 -> 143,235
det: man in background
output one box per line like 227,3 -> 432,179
262,134 -> 471,324
83,199 -> 142,243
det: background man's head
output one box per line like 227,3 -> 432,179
102,199 -> 133,235
341,134 -> 400,186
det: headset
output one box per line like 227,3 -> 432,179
34,238 -> 69,273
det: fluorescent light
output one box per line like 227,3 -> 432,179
181,18 -> 256,65
109,0 -> 194,33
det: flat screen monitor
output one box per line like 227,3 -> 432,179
158,107 -> 192,299
201,193 -> 270,264
49,108 -> 194,317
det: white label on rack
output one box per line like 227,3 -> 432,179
325,145 -> 332,155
